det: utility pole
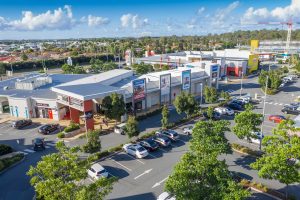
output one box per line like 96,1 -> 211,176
240,71 -> 243,97
259,75 -> 269,150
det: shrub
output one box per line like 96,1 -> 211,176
82,130 -> 101,153
136,108 -> 162,121
64,122 -> 80,133
57,132 -> 65,138
231,143 -> 263,157
108,144 -> 123,153
139,131 -> 156,140
0,153 -> 24,172
0,144 -> 13,156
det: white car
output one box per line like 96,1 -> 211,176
123,143 -> 149,158
182,126 -> 193,135
214,107 -> 234,116
88,163 -> 109,180
157,192 -> 176,200
249,132 -> 264,144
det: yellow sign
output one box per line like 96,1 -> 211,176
250,40 -> 259,52
248,54 -> 259,72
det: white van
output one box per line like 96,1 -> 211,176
114,123 -> 126,135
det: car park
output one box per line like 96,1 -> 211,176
157,192 -> 176,200
268,115 -> 286,123
114,123 -> 126,135
88,163 -> 109,180
32,138 -> 46,151
139,138 -> 159,151
227,102 -> 243,111
203,111 -> 221,120
182,126 -> 193,135
156,129 -> 179,142
152,135 -> 171,147
38,124 -> 60,134
12,119 -> 32,129
281,105 -> 300,115
214,107 -> 234,116
123,143 -> 149,158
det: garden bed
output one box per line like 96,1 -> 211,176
0,153 -> 25,173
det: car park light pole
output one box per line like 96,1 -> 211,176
240,71 -> 243,97
259,75 -> 269,150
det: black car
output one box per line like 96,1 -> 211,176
139,138 -> 159,151
227,102 -> 243,111
38,124 -> 60,134
203,111 -> 221,120
281,106 -> 300,115
152,135 -> 171,147
231,99 -> 245,106
32,138 -> 45,151
12,119 -> 32,129
156,130 -> 180,142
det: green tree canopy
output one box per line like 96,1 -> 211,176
251,119 -> 300,199
101,93 -> 126,121
161,105 -> 169,129
82,130 -> 101,153
132,62 -> 154,75
204,86 -> 218,103
174,92 -> 197,117
125,116 -> 139,138
27,142 -> 115,200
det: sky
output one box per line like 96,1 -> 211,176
0,0 -> 300,39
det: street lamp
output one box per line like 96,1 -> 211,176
200,83 -> 203,106
240,71 -> 243,97
259,75 -> 269,150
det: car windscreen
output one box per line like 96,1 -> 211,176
137,147 -> 145,152
97,170 -> 106,174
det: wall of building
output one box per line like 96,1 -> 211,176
32,98 -> 59,120
171,85 -> 182,101
8,97 -> 32,119
146,91 -> 160,108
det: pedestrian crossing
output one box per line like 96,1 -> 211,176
17,142 -> 57,155
264,101 -> 289,106
225,89 -> 235,93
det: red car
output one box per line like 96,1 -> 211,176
268,115 -> 286,123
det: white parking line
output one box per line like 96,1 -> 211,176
46,143 -> 56,146
158,147 -> 168,153
23,149 -> 35,153
147,153 -> 158,159
279,103 -> 283,106
17,151 -> 28,155
274,103 -> 278,105
0,124 -> 11,129
124,153 -> 145,165
134,169 -> 152,180
45,146 -> 51,149
112,160 -> 132,171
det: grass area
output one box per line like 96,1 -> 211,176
0,153 -> 24,172
231,143 -> 263,157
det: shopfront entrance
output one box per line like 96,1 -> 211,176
36,103 -> 53,119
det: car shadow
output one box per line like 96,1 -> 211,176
111,152 -> 137,162
20,123 -> 41,130
144,149 -> 163,160
102,165 -> 130,179
233,155 -> 256,170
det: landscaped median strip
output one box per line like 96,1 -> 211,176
0,153 -> 25,174
231,143 -> 263,157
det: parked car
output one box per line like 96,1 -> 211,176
114,123 -> 126,135
38,124 -> 59,134
123,143 -> 148,158
88,163 -> 109,180
139,138 -> 159,151
152,135 -> 171,147
281,105 -> 300,115
231,99 -> 245,106
182,126 -> 193,135
214,107 -> 234,116
32,138 -> 45,151
249,132 -> 264,144
268,115 -> 286,123
156,130 -> 179,142
203,111 -> 221,120
157,192 -> 176,200
227,102 -> 243,111
12,119 -> 32,129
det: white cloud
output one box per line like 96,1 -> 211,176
213,1 -> 239,26
120,13 -> 149,29
241,0 -> 300,24
197,7 -> 205,15
87,15 -> 109,27
6,5 -> 76,31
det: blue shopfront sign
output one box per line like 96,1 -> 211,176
212,65 -> 218,72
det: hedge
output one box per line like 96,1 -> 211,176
136,108 -> 162,121
57,132 -> 65,138
0,144 -> 13,156
2,54 -> 114,72
64,123 -> 80,133
0,153 -> 24,172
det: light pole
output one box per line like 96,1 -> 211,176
240,71 -> 243,97
259,75 -> 269,150
200,83 -> 203,106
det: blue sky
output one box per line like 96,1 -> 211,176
0,0 -> 299,39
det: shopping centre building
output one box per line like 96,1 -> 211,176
0,65 -> 219,130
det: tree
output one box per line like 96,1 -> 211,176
73,66 -> 86,74
132,62 -> 153,75
258,69 -> 282,92
27,142 -> 115,200
0,63 -> 6,75
251,119 -> 300,199
220,90 -> 231,101
61,63 -> 74,74
206,106 -> 214,120
232,104 -> 263,142
204,86 -> 218,103
21,53 -> 28,61
102,62 -> 117,71
161,65 -> 169,71
190,120 -> 231,157
101,93 -> 126,121
125,116 -> 139,138
82,130 -> 101,153
161,105 -> 169,129
165,153 -> 249,200
174,92 -> 197,118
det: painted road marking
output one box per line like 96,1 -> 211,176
112,160 -> 132,172
134,169 -> 153,180
274,103 -> 278,105
46,143 -> 56,146
0,124 -> 12,129
152,177 -> 168,188
124,153 -> 145,165
45,146 -> 51,149
17,151 -> 28,155
158,147 -> 168,153
279,103 -> 283,106
23,149 -> 35,153
147,153 -> 158,159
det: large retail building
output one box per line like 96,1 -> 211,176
0,65 -> 219,130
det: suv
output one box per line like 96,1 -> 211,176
88,163 -> 109,179
281,105 -> 300,115
32,138 -> 45,151
139,138 -> 159,151
12,119 -> 32,129
152,135 -> 171,147
38,124 -> 60,134
156,130 -> 179,142
203,111 -> 221,120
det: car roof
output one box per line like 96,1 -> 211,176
91,163 -> 105,171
